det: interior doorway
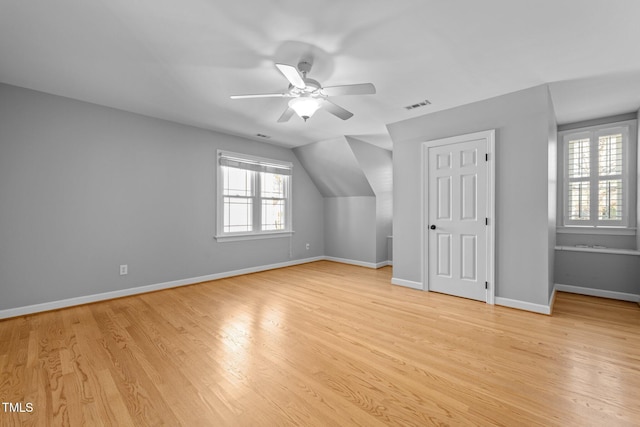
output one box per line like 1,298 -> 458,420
422,130 -> 495,303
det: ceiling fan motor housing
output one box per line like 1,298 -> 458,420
288,78 -> 322,96
302,79 -> 321,92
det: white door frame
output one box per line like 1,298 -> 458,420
421,130 -> 496,304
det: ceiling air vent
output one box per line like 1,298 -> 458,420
404,99 -> 432,110
255,133 -> 271,139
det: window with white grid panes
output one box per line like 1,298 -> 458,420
222,166 -> 253,233
562,124 -> 629,227
217,151 -> 292,239
260,172 -> 287,231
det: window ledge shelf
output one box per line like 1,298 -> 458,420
215,231 -> 294,243
555,245 -> 640,256
557,227 -> 636,236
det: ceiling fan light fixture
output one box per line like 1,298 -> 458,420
231,60 -> 374,122
288,97 -> 321,121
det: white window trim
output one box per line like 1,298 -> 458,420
215,230 -> 295,243
215,150 -> 293,242
558,119 -> 637,232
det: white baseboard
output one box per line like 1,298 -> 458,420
323,256 -> 390,269
548,286 -> 558,314
389,282 -> 557,315
554,283 -> 640,303
494,297 -> 552,315
391,277 -> 423,290
0,256 -> 325,320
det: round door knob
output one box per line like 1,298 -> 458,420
430,225 -> 436,230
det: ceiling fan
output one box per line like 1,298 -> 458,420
230,61 -> 376,122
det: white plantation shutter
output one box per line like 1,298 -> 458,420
563,125 -> 629,227
566,135 -> 591,221
596,132 -> 623,221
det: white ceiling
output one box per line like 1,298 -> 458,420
1,0 -> 640,150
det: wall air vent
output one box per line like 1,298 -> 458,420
404,99 -> 432,110
255,133 -> 271,139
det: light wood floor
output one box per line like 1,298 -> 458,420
1,261 -> 639,426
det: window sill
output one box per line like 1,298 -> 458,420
555,245 -> 640,256
557,227 -> 636,236
215,231 -> 294,243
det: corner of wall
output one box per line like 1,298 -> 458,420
547,86 -> 558,301
637,108 -> 640,251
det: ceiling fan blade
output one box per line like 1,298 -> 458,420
277,107 -> 295,123
230,93 -> 288,99
322,100 -> 354,120
275,63 -> 306,89
322,83 -> 376,96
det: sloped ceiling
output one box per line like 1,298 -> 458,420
294,136 -> 392,198
346,137 -> 393,196
1,1 -> 640,150
293,137 -> 374,197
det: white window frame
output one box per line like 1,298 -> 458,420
215,150 -> 293,242
558,119 -> 637,234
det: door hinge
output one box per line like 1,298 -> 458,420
485,217 -> 488,225
485,153 -> 488,161
485,282 -> 488,290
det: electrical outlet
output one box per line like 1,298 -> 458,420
306,243 -> 310,250
119,264 -> 128,275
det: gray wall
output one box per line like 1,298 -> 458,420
554,251 -> 640,294
547,91 -> 558,300
387,85 -> 556,306
347,137 -> 393,263
324,197 -> 377,263
0,83 -> 324,311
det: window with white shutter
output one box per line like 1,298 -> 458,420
561,123 -> 632,228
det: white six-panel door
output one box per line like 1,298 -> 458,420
423,131 -> 494,302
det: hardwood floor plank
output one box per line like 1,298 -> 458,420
90,308 -> 181,426
1,261 -> 639,426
